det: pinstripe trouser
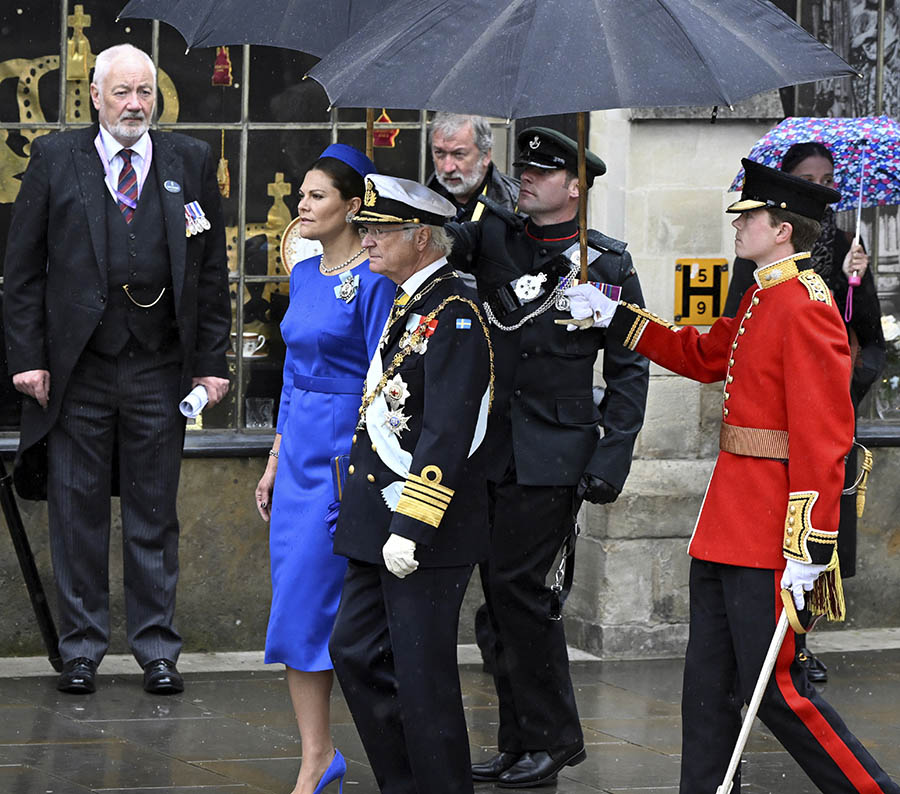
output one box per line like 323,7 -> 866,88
46,342 -> 185,666
681,559 -> 899,794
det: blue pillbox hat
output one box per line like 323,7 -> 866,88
318,143 -> 377,177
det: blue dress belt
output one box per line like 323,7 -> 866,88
293,373 -> 364,395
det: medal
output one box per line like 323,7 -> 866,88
384,374 -> 410,408
334,272 -> 360,303
514,272 -> 548,302
383,406 -> 411,437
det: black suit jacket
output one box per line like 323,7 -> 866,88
333,264 -> 492,567
447,206 -> 649,489
3,124 -> 230,499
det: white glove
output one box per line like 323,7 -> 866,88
561,284 -> 618,331
382,533 -> 418,578
780,559 -> 828,610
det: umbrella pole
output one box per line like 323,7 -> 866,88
577,112 -> 589,283
366,108 -> 375,161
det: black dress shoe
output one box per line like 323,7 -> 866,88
498,743 -> 586,788
797,648 -> 828,683
142,659 -> 184,694
57,657 -> 97,694
472,751 -> 522,781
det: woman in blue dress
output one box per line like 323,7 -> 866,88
255,143 -> 393,794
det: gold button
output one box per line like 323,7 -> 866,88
752,296 -> 760,305
727,375 -> 733,383
352,434 -> 357,444
738,328 -> 745,335
788,517 -> 795,526
348,465 -> 355,475
724,392 -> 730,400
789,505 -> 796,514
371,443 -> 377,452
729,358 -> 735,367
787,526 -> 794,536
367,474 -> 375,483
744,311 -> 752,319
780,201 -> 787,209
732,341 -> 738,350
723,408 -> 729,416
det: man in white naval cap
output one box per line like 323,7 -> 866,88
329,174 -> 494,794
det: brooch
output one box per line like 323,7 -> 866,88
334,272 -> 360,303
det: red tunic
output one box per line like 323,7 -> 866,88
609,254 -> 854,570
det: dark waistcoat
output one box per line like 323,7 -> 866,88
89,163 -> 176,355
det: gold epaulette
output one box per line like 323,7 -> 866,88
782,490 -> 837,564
797,270 -> 832,305
395,465 -> 454,528
620,302 -> 676,351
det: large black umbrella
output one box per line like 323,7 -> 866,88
308,0 -> 856,277
118,0 -> 383,57
117,0 -> 389,156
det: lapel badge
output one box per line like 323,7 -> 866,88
164,179 -> 182,193
334,271 -> 360,303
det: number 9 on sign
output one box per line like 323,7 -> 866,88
673,258 -> 729,326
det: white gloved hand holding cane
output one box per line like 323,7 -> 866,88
780,559 -> 829,610
555,284 -> 619,330
382,533 -> 418,578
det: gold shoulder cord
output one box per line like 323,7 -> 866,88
358,295 -> 495,428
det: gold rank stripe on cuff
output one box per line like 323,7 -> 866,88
783,490 -> 837,563
395,470 -> 455,528
622,303 -> 676,350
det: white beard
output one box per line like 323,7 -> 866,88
436,161 -> 487,198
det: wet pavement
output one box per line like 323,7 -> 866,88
2,639 -> 899,794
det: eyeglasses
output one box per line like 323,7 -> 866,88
356,224 -> 419,240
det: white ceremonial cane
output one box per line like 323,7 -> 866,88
715,590 -> 816,794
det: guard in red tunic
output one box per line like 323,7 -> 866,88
563,159 -> 900,794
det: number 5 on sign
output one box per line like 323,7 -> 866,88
673,258 -> 729,326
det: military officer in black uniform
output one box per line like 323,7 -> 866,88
447,127 -> 649,788
329,174 -> 494,794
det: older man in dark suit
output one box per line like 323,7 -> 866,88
3,43 -> 230,695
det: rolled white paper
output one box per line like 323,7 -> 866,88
179,385 -> 209,418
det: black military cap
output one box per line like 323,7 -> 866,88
727,158 -> 841,221
513,127 -> 607,186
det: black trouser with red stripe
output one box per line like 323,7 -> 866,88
681,559 -> 899,794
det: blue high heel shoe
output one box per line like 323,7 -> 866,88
312,748 -> 346,794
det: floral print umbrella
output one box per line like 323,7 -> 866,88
729,116 -> 900,212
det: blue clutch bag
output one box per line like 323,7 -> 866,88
331,454 -> 350,503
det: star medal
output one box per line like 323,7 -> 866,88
514,272 -> 547,302
383,406 -> 411,437
334,272 -> 360,303
384,374 -> 410,408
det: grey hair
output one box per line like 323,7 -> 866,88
403,224 -> 454,257
430,113 -> 493,156
92,44 -> 157,90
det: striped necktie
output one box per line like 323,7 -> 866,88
394,287 -> 410,307
117,148 -> 138,223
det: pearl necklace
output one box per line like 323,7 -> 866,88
319,247 -> 365,275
